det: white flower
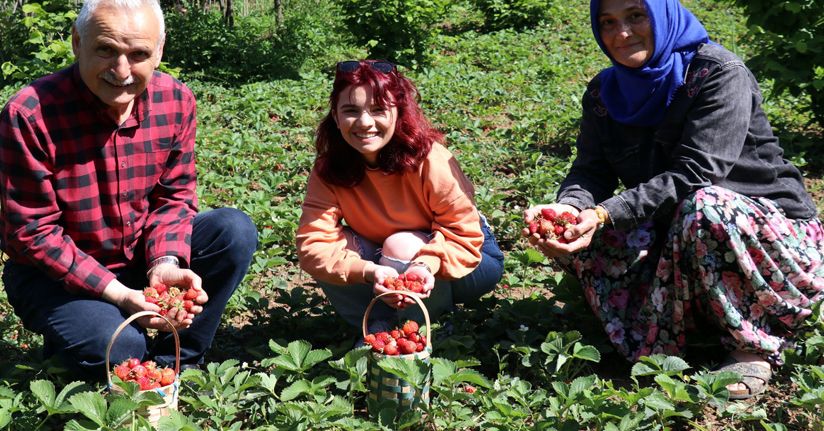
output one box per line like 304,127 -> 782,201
518,324 -> 529,332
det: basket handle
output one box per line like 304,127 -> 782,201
105,310 -> 181,387
362,291 -> 432,349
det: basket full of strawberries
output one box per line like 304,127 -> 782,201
105,310 -> 180,427
361,291 -> 432,415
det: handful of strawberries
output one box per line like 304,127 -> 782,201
363,320 -> 427,356
113,358 -> 176,390
381,273 -> 425,294
527,208 -> 578,243
143,283 -> 198,316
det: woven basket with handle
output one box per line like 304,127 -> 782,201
105,310 -> 180,427
362,291 -> 432,414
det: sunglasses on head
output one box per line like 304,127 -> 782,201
336,60 -> 396,74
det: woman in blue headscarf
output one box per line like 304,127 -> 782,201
523,0 -> 824,400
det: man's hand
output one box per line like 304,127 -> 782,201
148,263 -> 207,323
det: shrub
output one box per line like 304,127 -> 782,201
163,0 -> 352,83
338,0 -> 450,68
732,0 -> 824,126
0,1 -> 76,87
474,0 -> 552,31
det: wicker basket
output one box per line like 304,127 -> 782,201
105,310 -> 180,427
362,291 -> 433,414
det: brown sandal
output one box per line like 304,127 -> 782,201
715,360 -> 772,400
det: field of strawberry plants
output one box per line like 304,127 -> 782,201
1,0 -> 824,429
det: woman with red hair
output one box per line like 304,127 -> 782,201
297,60 -> 504,331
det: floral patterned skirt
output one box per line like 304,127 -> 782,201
558,186 -> 824,365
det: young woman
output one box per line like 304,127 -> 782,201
297,60 -> 504,331
524,0 -> 824,399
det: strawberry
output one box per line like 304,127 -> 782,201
416,342 -> 424,352
183,288 -> 198,300
114,364 -> 130,381
127,358 -> 141,369
383,343 -> 399,356
363,334 -> 376,346
398,339 -> 417,355
160,368 -> 176,386
371,339 -> 386,353
540,208 -> 557,220
401,320 -> 419,336
465,385 -> 477,394
390,329 -> 401,340
137,376 -> 152,390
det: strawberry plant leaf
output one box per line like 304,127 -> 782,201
29,379 -> 56,409
156,410 -> 202,431
105,397 -> 137,426
572,344 -> 601,363
68,391 -> 107,426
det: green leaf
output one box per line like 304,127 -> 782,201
30,380 -> 56,409
106,397 -> 137,425
68,392 -> 107,426
572,344 -> 601,363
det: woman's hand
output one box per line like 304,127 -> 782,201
522,203 -> 598,258
370,264 -> 405,309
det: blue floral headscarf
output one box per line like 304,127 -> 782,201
590,0 -> 709,126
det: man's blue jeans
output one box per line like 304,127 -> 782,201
318,216 -> 505,329
2,208 -> 258,380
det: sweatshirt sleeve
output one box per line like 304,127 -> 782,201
296,168 -> 371,285
415,145 -> 483,279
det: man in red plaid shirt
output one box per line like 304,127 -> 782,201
0,0 -> 257,379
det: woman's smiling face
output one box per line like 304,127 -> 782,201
598,0 -> 654,68
334,84 -> 398,167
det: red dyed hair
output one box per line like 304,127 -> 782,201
314,60 -> 444,187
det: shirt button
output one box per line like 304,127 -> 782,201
126,221 -> 132,227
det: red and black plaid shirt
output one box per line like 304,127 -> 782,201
0,64 -> 198,296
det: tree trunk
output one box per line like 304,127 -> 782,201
275,0 -> 283,29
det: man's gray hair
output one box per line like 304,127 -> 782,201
75,0 -> 165,43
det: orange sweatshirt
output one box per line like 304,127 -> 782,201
296,143 -> 483,285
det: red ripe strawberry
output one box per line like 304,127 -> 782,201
416,342 -> 424,352
184,288 -> 198,300
160,368 -> 176,386
397,339 -> 415,355
390,329 -> 401,340
142,360 -> 157,369
137,376 -> 152,390
540,208 -> 557,220
363,334 -> 376,346
131,365 -> 148,378
554,225 -> 565,236
405,273 -> 419,282
127,358 -> 141,369
401,320 -> 419,336
114,364 -> 130,381
465,385 -> 477,394
183,300 -> 194,311
383,343 -> 399,356
375,332 -> 391,343
559,211 -> 577,225
407,332 -> 420,343
528,221 -> 539,235
371,339 -> 386,353
153,283 -> 168,294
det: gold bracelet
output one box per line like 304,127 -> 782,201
594,205 -> 609,227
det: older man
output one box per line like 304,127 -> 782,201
0,0 -> 257,379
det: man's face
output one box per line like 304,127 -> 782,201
72,4 -> 164,119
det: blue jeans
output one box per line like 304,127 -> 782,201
318,216 -> 504,329
3,208 -> 258,381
